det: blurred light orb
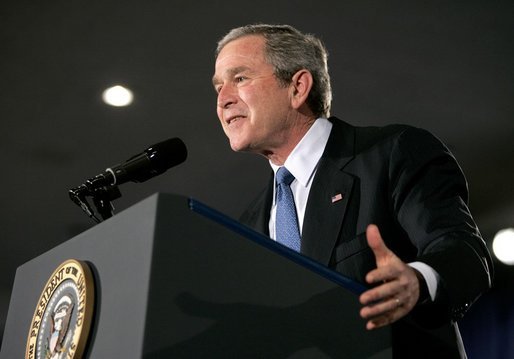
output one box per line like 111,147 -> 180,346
492,228 -> 514,265
102,85 -> 134,107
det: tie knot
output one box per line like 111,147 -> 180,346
276,167 -> 295,186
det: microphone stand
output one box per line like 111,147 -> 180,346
69,175 -> 122,223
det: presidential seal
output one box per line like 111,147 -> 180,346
26,259 -> 95,359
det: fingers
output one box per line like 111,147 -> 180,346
366,224 -> 390,260
364,224 -> 403,285
359,268 -> 420,329
365,264 -> 398,284
360,277 -> 403,304
361,296 -> 405,330
366,224 -> 395,270
360,282 -> 411,330
361,297 -> 402,320
362,297 -> 407,330
359,224 -> 421,330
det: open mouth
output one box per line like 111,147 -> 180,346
227,116 -> 245,125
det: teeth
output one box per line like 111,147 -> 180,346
228,116 -> 243,124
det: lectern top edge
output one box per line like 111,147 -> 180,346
187,196 -> 368,295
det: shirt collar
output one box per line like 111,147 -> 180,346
270,118 -> 333,187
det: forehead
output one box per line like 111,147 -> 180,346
214,35 -> 268,73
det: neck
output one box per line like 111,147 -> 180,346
263,116 -> 316,166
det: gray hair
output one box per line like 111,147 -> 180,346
216,24 -> 332,118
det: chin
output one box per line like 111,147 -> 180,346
231,145 -> 249,153
230,139 -> 255,153
228,140 -> 246,152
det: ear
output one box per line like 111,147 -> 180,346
289,69 -> 313,110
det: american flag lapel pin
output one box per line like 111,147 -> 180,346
331,193 -> 344,203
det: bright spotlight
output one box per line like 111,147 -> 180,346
102,85 -> 134,107
492,228 -> 514,265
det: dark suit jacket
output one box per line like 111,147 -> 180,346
240,117 -> 492,358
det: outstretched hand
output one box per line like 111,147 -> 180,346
359,224 -> 420,330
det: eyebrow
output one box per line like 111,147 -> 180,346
212,66 -> 252,86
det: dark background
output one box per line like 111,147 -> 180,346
1,1 -> 513,357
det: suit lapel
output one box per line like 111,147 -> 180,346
301,118 -> 356,265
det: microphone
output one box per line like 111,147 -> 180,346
69,138 -> 187,222
86,137 -> 187,189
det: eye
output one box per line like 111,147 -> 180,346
235,76 -> 247,83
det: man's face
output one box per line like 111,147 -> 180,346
213,35 -> 296,156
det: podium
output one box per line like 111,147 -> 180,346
1,193 -> 391,358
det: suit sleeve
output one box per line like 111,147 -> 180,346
389,127 -> 493,323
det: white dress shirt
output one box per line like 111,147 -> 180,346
269,118 -> 333,238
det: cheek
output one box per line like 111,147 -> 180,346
237,88 -> 255,108
216,107 -> 225,124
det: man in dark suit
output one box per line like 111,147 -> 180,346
213,24 -> 492,357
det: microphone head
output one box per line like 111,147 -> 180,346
110,137 -> 188,184
145,137 -> 188,173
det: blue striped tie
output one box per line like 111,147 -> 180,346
275,167 -> 301,252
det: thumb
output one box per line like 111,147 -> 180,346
366,224 -> 391,265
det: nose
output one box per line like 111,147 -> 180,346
217,84 -> 237,109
